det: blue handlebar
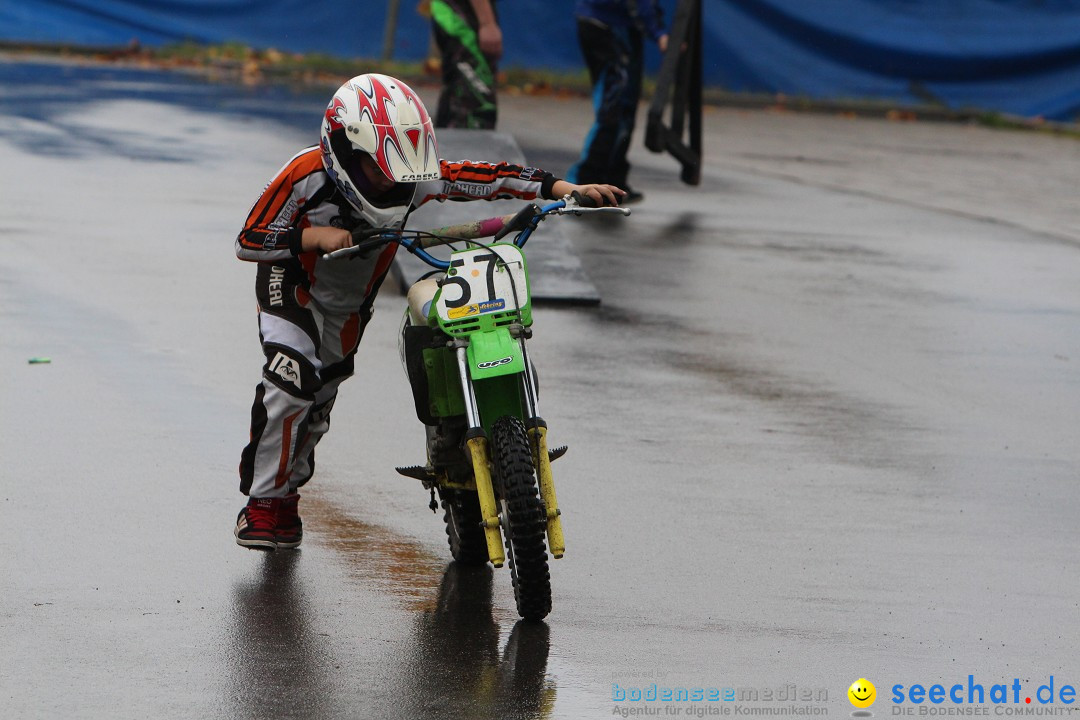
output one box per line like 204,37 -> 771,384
514,199 -> 565,248
339,199 -> 573,270
402,237 -> 451,270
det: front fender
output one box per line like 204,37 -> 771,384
466,327 -> 525,380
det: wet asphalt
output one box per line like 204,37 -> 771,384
1,57 -> 1078,719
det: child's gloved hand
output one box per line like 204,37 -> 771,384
552,181 -> 625,207
301,226 -> 353,253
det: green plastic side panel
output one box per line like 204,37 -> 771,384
466,327 -> 525,380
423,346 -> 466,418
421,342 -> 525,429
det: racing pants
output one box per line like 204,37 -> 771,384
239,263 -> 373,498
431,0 -> 498,129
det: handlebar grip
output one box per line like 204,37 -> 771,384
353,236 -> 391,254
323,234 -> 392,260
493,203 -> 542,241
571,190 -> 598,209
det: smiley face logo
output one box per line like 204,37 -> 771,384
848,678 -> 876,708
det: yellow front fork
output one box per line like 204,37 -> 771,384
528,425 -> 565,559
465,435 -> 505,567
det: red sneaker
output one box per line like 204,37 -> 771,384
234,497 -> 279,550
276,493 -> 303,549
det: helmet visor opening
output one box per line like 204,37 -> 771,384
362,180 -> 417,209
330,129 -> 417,209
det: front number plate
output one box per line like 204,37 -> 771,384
436,245 -> 528,322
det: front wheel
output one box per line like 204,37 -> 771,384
491,415 -> 552,621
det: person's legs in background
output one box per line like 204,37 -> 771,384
431,0 -> 498,129
568,18 -> 644,199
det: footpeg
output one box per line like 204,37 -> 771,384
548,445 -> 568,462
396,465 -> 437,482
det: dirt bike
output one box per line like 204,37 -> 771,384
326,193 -> 629,620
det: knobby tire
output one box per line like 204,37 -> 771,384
491,415 -> 552,621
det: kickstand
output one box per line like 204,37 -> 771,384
429,487 -> 438,513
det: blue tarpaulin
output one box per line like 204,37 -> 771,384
3,1 -> 1080,121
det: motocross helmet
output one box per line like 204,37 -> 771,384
320,73 -> 441,228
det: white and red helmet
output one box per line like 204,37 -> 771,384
320,73 -> 441,227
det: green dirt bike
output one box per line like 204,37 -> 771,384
326,193 -> 629,620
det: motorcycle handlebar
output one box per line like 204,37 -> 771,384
418,213 -> 519,247
323,194 -> 629,262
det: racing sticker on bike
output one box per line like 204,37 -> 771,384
447,298 -> 506,319
269,352 -> 302,390
437,246 -> 527,322
477,356 -> 514,369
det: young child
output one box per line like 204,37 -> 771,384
234,73 -> 622,550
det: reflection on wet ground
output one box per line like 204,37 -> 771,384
399,564 -> 556,720
0,57 -> 324,158
303,492 -> 447,612
227,497 -> 554,720
227,552 -> 338,719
